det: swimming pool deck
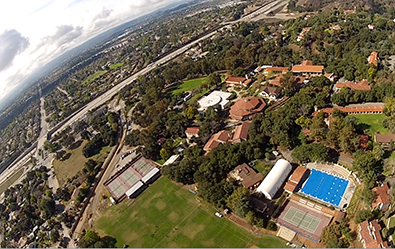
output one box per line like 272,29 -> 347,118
303,163 -> 356,210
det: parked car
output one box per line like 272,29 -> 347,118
215,212 -> 223,218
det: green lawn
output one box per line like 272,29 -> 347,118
354,114 -> 388,136
0,168 -> 24,195
96,177 -> 285,248
254,161 -> 273,179
389,217 -> 395,239
172,77 -> 208,96
109,63 -> 124,70
82,70 -> 108,86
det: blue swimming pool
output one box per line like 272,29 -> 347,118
300,169 -> 349,206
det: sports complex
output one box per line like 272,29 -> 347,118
275,162 -> 356,243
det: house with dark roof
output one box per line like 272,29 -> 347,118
374,132 -> 395,147
203,130 -> 231,153
260,86 -> 282,100
284,166 -> 308,193
358,220 -> 390,248
335,79 -> 371,92
292,60 -> 324,76
225,76 -> 252,87
232,122 -> 250,144
229,97 -> 266,121
372,183 -> 391,211
230,163 -> 263,189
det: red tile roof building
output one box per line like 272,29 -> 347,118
372,183 -> 391,211
268,75 -> 306,88
368,51 -> 379,67
335,79 -> 371,91
230,163 -> 263,189
226,76 -> 252,87
185,127 -> 200,140
230,97 -> 266,121
284,166 -> 308,193
314,105 -> 384,116
232,122 -> 250,143
203,130 -> 231,152
263,67 -> 288,75
358,220 -> 390,248
344,9 -> 356,14
292,60 -> 324,76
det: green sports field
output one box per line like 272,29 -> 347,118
172,77 -> 208,96
354,114 -> 388,136
96,177 -> 285,248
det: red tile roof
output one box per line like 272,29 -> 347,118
368,51 -> 379,66
185,127 -> 200,135
335,79 -> 371,91
372,183 -> 390,208
203,130 -> 231,152
230,97 -> 266,121
233,163 -> 263,188
264,67 -> 288,74
344,9 -> 356,14
358,134 -> 370,149
292,65 -> 324,73
232,122 -> 250,143
284,166 -> 308,193
314,106 -> 384,115
226,76 -> 251,87
359,220 -> 388,248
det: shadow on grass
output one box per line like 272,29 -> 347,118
356,123 -> 370,134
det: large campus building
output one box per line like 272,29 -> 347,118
197,90 -> 232,112
229,97 -> 266,121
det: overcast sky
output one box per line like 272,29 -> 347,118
0,0 -> 182,102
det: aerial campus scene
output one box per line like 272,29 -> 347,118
3,0 -> 395,248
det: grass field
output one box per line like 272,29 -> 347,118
254,161 -> 273,179
0,168 -> 24,195
82,70 -> 107,86
354,114 -> 388,136
109,63 -> 124,70
96,177 -> 285,248
53,140 -> 112,186
172,77 -> 208,96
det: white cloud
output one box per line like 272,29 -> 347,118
0,0 -> 183,101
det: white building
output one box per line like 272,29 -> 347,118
256,159 -> 292,200
197,90 -> 232,112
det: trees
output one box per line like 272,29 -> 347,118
226,187 -> 251,217
355,209 -> 374,224
310,112 -> 328,142
292,143 -> 329,163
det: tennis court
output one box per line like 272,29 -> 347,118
300,169 -> 349,206
277,199 -> 332,242
283,207 -> 321,233
105,156 -> 157,201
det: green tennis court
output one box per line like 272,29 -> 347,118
283,207 -> 321,233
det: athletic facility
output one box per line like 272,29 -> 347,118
104,155 -> 160,202
300,169 -> 349,206
277,195 -> 334,242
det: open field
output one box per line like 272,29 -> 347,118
254,161 -> 273,178
109,63 -> 124,70
354,114 -> 388,136
53,140 -> 112,185
82,70 -> 108,86
96,177 -> 285,248
172,77 -> 208,96
0,168 -> 24,194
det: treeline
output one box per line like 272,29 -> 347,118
332,82 -> 395,106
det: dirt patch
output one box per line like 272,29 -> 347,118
201,238 -> 216,247
182,223 -> 205,240
167,211 -> 179,223
155,199 -> 167,211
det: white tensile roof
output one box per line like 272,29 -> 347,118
141,167 -> 160,183
198,90 -> 232,110
125,181 -> 144,197
256,159 -> 292,200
